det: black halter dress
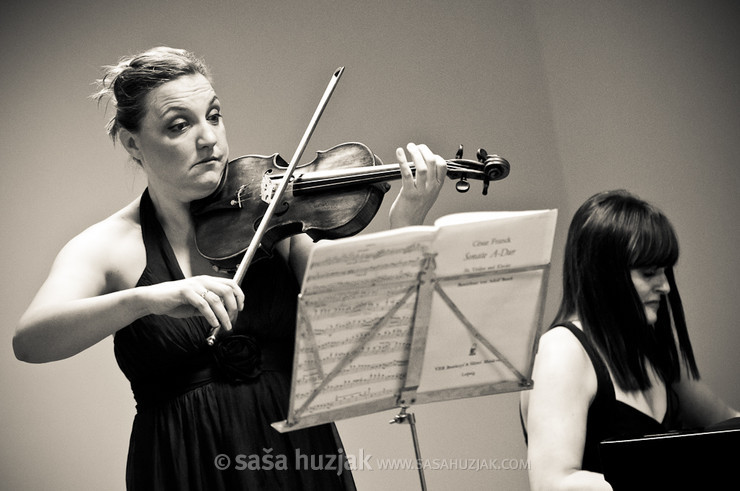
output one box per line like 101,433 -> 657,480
114,190 -> 356,490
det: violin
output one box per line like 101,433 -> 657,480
196,66 -> 510,345
190,141 -> 510,272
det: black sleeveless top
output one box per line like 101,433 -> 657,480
523,322 -> 678,473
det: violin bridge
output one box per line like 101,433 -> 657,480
261,173 -> 278,204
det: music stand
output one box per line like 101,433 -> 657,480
272,210 -> 558,490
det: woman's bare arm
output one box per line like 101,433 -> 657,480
524,327 -> 613,491
14,212 -> 243,363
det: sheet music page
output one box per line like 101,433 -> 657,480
431,210 -> 557,277
416,210 -> 557,394
288,226 -> 434,421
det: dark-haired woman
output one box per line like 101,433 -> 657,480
13,46 -> 446,490
520,190 -> 738,490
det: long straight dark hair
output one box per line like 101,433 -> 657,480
554,190 -> 699,391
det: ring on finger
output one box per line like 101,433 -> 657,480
201,290 -> 210,299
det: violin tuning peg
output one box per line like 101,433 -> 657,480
482,179 -> 490,196
456,176 -> 470,193
455,144 -> 464,160
476,148 -> 488,163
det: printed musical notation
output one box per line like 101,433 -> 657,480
301,230 -> 432,295
291,264 -> 419,416
294,370 -> 406,399
295,387 -> 398,414
291,294 -> 415,415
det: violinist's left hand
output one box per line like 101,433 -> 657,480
389,143 -> 447,228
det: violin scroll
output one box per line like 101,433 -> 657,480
448,144 -> 511,195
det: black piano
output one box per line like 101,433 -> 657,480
599,417 -> 740,490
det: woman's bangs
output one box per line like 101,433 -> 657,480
628,213 -> 679,268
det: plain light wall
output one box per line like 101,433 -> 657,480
1,1 -> 737,490
532,0 -> 740,416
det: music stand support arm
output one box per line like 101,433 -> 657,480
390,406 -> 427,491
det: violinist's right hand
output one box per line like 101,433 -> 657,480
142,276 -> 244,331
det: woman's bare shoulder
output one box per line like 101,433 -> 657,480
69,198 -> 141,250
534,325 -> 596,390
538,325 -> 588,359
52,197 -> 145,289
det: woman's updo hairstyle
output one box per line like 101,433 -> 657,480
92,46 -> 212,142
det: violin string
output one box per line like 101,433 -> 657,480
276,161 -> 483,194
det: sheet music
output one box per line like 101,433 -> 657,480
290,283 -> 412,416
416,210 -> 557,393
431,210 -> 557,276
290,228 -> 434,418
416,269 -> 546,392
278,209 -> 557,430
300,226 -> 432,294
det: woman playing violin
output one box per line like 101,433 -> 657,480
13,46 -> 446,490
